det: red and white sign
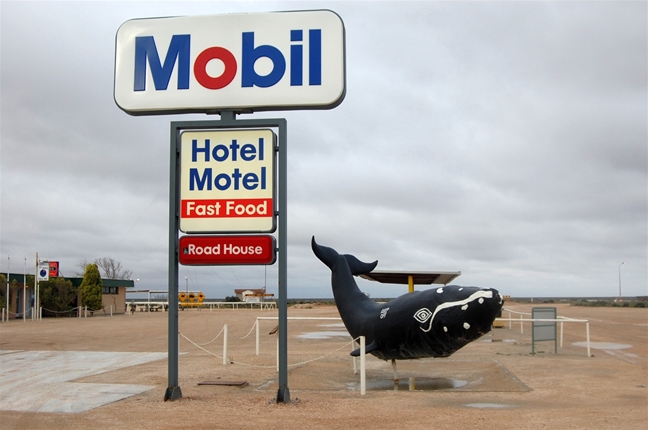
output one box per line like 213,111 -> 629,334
49,261 -> 59,277
114,10 -> 346,115
179,235 -> 276,265
180,129 -> 276,233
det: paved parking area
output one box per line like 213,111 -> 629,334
0,350 -> 166,413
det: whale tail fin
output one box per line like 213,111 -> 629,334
311,237 -> 378,275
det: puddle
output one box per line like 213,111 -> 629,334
465,403 -> 513,409
480,339 -> 516,343
573,342 -> 632,350
347,377 -> 467,392
297,331 -> 351,340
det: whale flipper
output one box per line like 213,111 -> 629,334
350,340 -> 380,357
311,237 -> 377,275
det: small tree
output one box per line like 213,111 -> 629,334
76,257 -> 132,280
40,277 -> 77,316
80,264 -> 103,311
95,257 -> 132,280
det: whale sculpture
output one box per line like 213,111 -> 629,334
312,237 -> 504,360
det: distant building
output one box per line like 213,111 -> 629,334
2,273 -> 133,317
234,288 -> 274,303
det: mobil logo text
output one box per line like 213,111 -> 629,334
135,29 -> 322,91
114,11 -> 346,114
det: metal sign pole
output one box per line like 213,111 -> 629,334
275,117 -> 290,404
165,122 -> 182,401
166,113 -> 289,403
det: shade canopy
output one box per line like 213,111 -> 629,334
360,270 -> 461,286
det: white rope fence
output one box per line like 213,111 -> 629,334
2,307 -> 41,321
3,305 -> 116,321
497,307 -> 591,357
179,317 -> 369,395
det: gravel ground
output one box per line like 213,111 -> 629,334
1,302 -> 646,429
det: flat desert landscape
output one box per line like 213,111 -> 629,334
1,302 -> 646,429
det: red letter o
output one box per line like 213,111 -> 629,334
194,47 -> 237,90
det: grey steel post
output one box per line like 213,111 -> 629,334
165,123 -> 182,401
275,117 -> 290,403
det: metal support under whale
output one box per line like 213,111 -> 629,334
312,237 -> 504,361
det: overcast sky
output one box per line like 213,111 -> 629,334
1,1 -> 646,300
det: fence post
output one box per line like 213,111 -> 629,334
223,324 -> 228,365
586,322 -> 591,358
360,336 -> 366,396
255,319 -> 260,356
352,338 -> 358,375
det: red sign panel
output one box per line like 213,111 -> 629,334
49,262 -> 59,277
179,235 -> 276,266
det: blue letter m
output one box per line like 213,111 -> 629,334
189,168 -> 212,191
134,35 -> 191,91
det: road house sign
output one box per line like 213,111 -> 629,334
180,128 -> 276,233
179,235 -> 276,265
114,10 -> 346,115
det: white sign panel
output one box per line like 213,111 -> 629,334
115,10 -> 346,115
38,262 -> 50,281
180,129 -> 276,233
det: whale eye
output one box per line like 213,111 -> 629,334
463,322 -> 471,330
478,298 -> 484,304
461,305 -> 468,311
414,308 -> 433,324
436,288 -> 444,294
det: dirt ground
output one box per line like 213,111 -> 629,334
1,302 -> 646,429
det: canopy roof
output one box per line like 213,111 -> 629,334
360,270 -> 461,286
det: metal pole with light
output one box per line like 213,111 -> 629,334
184,276 -> 188,294
23,257 -> 26,322
618,262 -> 625,300
5,256 -> 9,323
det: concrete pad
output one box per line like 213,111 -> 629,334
0,350 -> 166,413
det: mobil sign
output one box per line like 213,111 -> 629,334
180,128 -> 276,233
114,10 -> 346,115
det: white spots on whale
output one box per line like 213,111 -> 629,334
443,326 -> 448,332
380,307 -> 390,319
419,290 -> 494,333
436,288 -> 444,294
463,322 -> 471,330
478,298 -> 484,304
461,305 -> 468,311
458,288 -> 463,291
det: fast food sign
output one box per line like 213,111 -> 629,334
179,128 -> 276,233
